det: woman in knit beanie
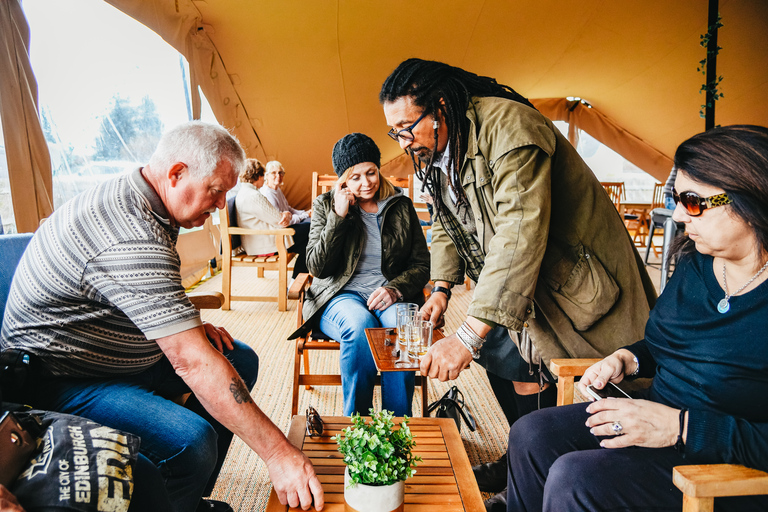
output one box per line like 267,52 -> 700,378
291,133 -> 430,417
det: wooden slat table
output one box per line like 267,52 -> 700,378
364,327 -> 444,415
364,327 -> 444,372
265,415 -> 484,512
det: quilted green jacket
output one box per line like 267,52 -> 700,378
289,188 -> 429,339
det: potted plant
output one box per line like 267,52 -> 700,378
333,409 -> 421,512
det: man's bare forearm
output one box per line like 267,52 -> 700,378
157,328 -> 291,462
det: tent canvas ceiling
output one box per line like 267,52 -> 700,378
63,0 -> 768,209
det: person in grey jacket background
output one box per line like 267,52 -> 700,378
290,133 -> 429,417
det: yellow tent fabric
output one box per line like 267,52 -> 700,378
102,0 -> 767,210
0,0 -> 53,232
3,0 -> 767,217
533,98 -> 674,180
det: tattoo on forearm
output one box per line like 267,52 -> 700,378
230,377 -> 253,404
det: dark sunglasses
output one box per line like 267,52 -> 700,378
387,110 -> 430,143
672,188 -> 732,217
305,406 -> 324,437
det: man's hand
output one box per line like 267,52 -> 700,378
0,485 -> 24,512
278,211 -> 292,228
202,322 -> 235,352
420,292 -> 448,329
264,441 -> 325,510
419,334 -> 473,381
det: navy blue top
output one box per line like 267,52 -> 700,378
627,251 -> 768,471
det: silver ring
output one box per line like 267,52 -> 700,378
380,300 -> 385,306
611,420 -> 623,435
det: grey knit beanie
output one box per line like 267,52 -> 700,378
332,133 -> 381,176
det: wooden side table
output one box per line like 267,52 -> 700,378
265,415 -> 484,512
364,327 -> 444,416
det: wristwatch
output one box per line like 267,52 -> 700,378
431,285 -> 452,300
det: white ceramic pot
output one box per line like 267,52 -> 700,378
343,467 -> 405,512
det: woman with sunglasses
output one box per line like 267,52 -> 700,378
290,133 -> 429,417
505,125 -> 768,512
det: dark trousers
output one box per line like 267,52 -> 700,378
506,402 -> 768,512
289,220 -> 310,278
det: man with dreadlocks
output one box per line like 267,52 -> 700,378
380,58 -> 657,510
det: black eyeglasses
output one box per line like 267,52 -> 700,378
387,110 -> 430,143
305,406 -> 324,437
672,188 -> 732,217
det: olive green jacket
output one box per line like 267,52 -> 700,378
289,189 -> 430,338
431,97 -> 657,375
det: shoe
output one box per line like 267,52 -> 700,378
472,454 -> 508,493
484,488 -> 507,512
196,499 -> 234,512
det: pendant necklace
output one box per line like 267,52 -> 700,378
718,259 -> 768,314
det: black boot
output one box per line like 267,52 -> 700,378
484,487 -> 507,512
472,453 -> 508,493
513,382 -> 557,418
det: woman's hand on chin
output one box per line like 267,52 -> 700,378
333,183 -> 355,217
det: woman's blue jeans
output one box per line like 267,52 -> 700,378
319,292 -> 415,417
31,340 -> 259,512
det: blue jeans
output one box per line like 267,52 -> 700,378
31,340 -> 259,512
319,292 -> 415,417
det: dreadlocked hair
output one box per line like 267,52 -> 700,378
380,58 -> 535,219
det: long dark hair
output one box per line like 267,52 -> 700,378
379,58 -> 534,218
672,125 -> 768,264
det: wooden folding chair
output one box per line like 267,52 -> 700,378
219,197 -> 295,311
601,182 -> 625,213
311,172 -> 413,200
289,274 -> 430,416
549,358 -> 768,511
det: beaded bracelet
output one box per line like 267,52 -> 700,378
627,354 -> 640,378
456,322 -> 485,360
458,323 -> 484,349
456,333 -> 479,359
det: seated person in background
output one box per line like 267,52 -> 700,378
506,125 -> 768,512
0,122 -> 323,512
235,158 -> 303,262
289,133 -> 429,417
260,160 -> 310,277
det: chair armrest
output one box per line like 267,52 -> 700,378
288,273 -> 312,300
673,464 -> 768,507
549,358 -> 601,378
228,227 -> 295,236
550,358 -> 601,406
188,291 -> 225,310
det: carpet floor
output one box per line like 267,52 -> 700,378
193,269 -> 508,511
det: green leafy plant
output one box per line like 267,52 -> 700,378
698,14 -> 724,118
333,409 -> 421,487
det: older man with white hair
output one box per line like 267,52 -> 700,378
1,122 -> 324,512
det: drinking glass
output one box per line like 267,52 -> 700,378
396,303 -> 419,345
408,319 -> 433,359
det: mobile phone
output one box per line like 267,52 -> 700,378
585,382 -> 631,401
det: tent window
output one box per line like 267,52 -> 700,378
554,121 -> 659,202
24,0 -> 216,209
0,117 -> 16,233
